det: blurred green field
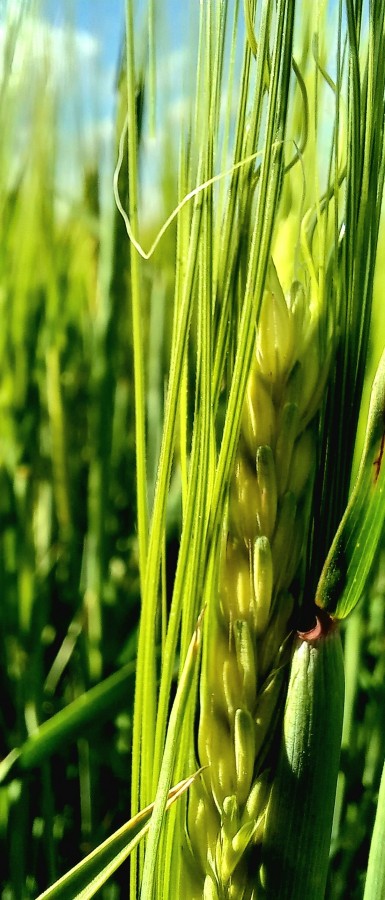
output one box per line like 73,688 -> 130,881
0,8 -> 141,896
0,3 -> 385,899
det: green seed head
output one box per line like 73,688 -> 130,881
256,271 -> 295,387
183,264 -> 332,896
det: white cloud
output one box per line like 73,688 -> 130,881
0,14 -> 100,91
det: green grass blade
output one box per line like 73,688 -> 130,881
0,662 -> 135,783
140,611 -> 204,900
316,349 -> 385,618
124,2 -> 148,588
34,775 -> 198,900
363,759 -> 385,900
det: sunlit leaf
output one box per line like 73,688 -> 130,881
35,773 -> 201,900
316,349 -> 385,619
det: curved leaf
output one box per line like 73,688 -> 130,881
316,348 -> 385,618
35,773 -> 201,900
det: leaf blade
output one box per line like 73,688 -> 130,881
316,348 -> 385,618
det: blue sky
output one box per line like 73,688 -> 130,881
40,0 -> 126,73
0,1 -> 222,220
29,0 -> 188,217
0,1 -> 131,209
37,0 -> 187,98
